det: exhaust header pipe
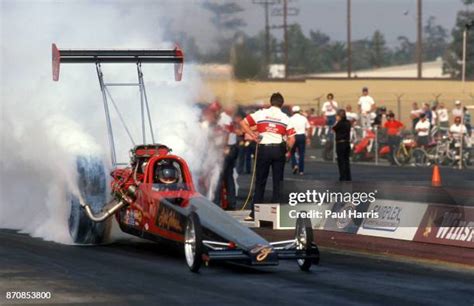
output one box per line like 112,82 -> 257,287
82,199 -> 127,222
80,185 -> 137,222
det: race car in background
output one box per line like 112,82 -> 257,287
52,44 -> 320,272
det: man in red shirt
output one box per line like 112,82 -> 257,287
384,112 -> 404,165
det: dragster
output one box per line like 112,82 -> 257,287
52,43 -> 319,272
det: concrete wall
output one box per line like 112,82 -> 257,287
201,79 -> 474,126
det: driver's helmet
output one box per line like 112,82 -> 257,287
155,162 -> 179,184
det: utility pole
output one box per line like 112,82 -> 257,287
283,0 -> 288,78
416,0 -> 422,79
270,0 -> 298,79
265,1 -> 270,69
347,0 -> 352,78
253,0 -> 276,76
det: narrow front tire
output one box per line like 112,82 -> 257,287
184,212 -> 204,273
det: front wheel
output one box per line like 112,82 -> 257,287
295,216 -> 314,271
412,148 -> 429,167
184,212 -> 204,273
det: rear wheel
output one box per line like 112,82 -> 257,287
295,216 -> 314,271
184,212 -> 204,273
68,156 -> 110,244
394,145 -> 411,166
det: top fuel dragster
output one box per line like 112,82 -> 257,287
52,43 -> 320,272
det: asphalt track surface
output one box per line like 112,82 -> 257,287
1,152 -> 474,305
1,230 -> 473,306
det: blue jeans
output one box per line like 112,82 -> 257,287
326,115 -> 336,126
291,134 -> 306,173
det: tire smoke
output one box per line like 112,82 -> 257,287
0,2 -> 220,243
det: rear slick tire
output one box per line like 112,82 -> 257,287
68,156 -> 109,244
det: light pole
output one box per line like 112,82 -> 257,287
462,21 -> 472,92
416,0 -> 422,79
347,0 -> 352,78
459,105 -> 474,170
283,0 -> 288,78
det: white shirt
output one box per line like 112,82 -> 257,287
217,112 -> 237,145
411,109 -> 423,118
415,120 -> 430,137
437,108 -> 449,123
321,100 -> 338,116
346,111 -> 359,122
289,113 -> 310,135
449,123 -> 467,136
452,107 -> 463,118
431,110 -> 437,126
358,95 -> 375,113
246,106 -> 295,144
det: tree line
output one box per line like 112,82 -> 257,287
166,1 -> 473,80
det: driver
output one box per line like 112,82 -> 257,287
154,162 -> 179,185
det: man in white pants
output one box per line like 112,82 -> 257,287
289,106 -> 311,175
358,87 -> 375,129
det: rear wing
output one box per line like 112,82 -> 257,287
52,43 -> 184,81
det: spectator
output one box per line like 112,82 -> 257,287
322,93 -> 338,127
358,87 -> 376,129
384,112 -> 404,165
450,116 -> 470,165
289,106 -> 311,175
234,112 -> 246,175
333,109 -> 352,181
415,113 -> 430,147
410,102 -> 423,132
452,100 -> 463,118
423,103 -> 432,126
345,104 -> 359,143
345,105 -> 359,123
449,116 -> 467,141
214,106 -> 238,210
431,104 -> 438,131
372,106 -> 387,128
437,102 -> 449,134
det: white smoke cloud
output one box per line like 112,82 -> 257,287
0,1 -> 220,243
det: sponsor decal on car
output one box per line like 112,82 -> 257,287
133,210 -> 142,226
156,203 -> 184,233
250,244 -> 273,262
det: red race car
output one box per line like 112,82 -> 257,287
53,44 -> 320,272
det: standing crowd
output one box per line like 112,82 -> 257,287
199,88 -> 472,214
